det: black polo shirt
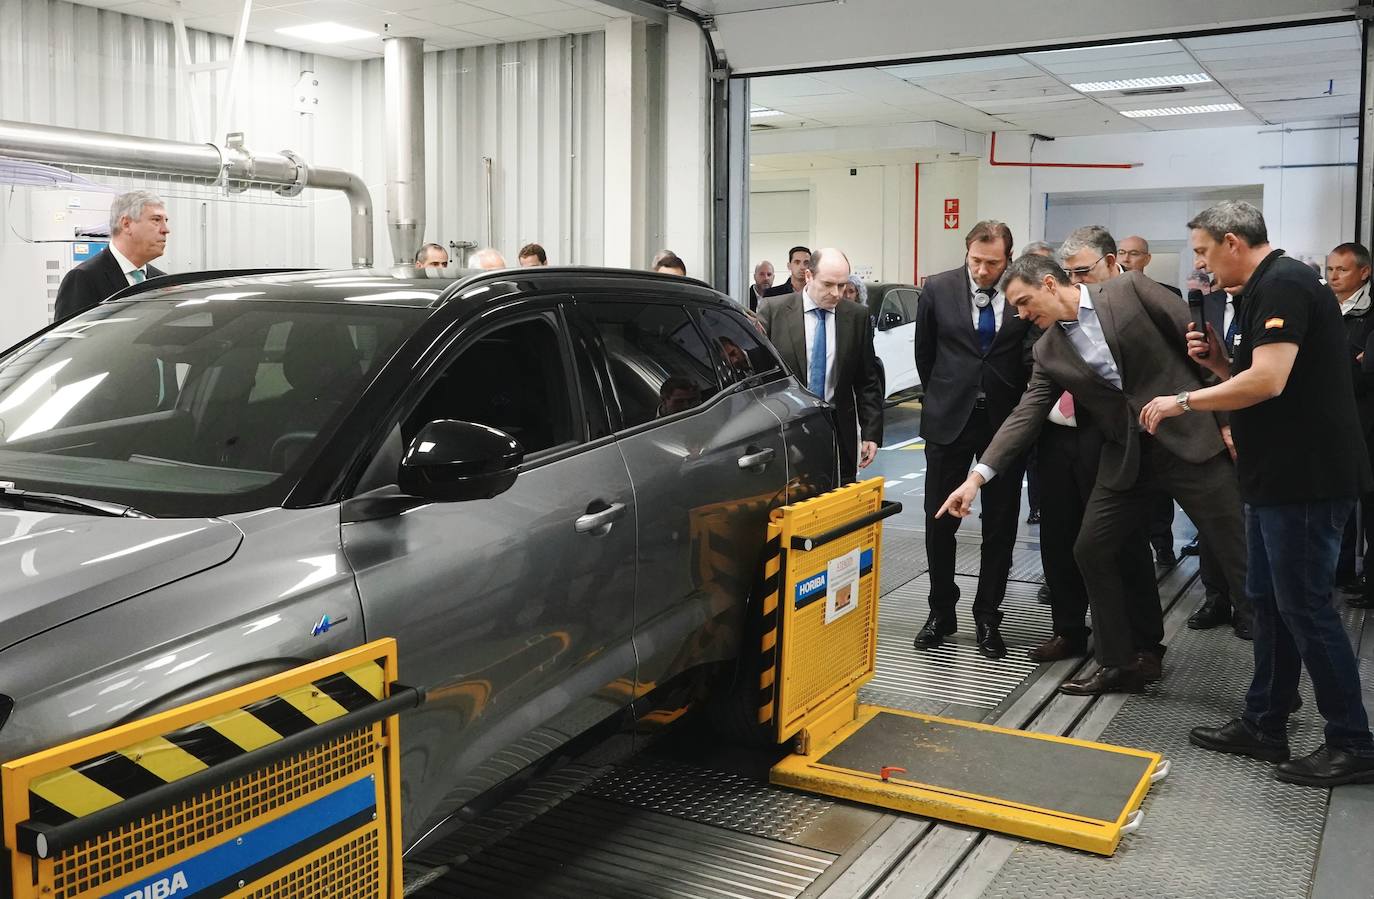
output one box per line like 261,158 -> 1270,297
1229,250 -> 1373,505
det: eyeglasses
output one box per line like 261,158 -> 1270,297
1063,255 -> 1104,278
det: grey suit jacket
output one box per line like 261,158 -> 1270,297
981,271 -> 1225,491
757,291 -> 883,475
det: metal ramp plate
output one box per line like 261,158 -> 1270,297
770,704 -> 1163,856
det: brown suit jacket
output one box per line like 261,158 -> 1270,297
981,272 -> 1225,491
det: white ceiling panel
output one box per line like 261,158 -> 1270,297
752,21 -> 1361,144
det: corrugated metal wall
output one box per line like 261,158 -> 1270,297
357,34 -> 606,267
0,0 -> 611,280
0,0 -> 335,274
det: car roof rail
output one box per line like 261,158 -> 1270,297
108,268 -> 321,301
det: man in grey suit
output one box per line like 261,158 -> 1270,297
758,247 -> 883,483
54,190 -> 169,320
938,253 -> 1249,695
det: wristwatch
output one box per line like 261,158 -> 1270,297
1175,391 -> 1192,413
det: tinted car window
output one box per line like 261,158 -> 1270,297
695,306 -> 783,385
584,302 -> 719,427
404,316 -> 576,455
880,288 -> 919,326
0,300 -> 421,516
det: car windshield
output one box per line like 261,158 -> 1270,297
0,300 -> 424,516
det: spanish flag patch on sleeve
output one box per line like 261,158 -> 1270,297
1264,317 -> 1285,329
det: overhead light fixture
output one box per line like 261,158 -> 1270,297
1121,103 -> 1243,118
750,107 -> 785,118
1072,73 -> 1211,92
276,22 -> 377,43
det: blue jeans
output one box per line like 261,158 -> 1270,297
1243,499 -> 1374,754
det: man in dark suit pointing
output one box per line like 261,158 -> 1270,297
758,247 -> 883,483
54,190 -> 169,320
938,254 -> 1249,694
912,220 -> 1033,659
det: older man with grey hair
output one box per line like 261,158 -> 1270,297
471,247 -> 508,270
1021,241 -> 1055,258
54,189 -> 169,320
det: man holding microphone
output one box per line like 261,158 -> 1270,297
1141,201 -> 1374,786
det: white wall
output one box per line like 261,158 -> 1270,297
1026,123 -> 1358,262
751,163 -> 915,284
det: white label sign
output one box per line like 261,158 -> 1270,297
825,549 -> 861,624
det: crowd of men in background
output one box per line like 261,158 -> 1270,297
748,205 -> 1374,788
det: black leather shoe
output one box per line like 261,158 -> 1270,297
1155,548 -> 1178,568
976,622 -> 1007,659
913,616 -> 956,650
1275,744 -> 1374,787
1232,614 -> 1253,641
1346,592 -> 1374,609
1026,509 -> 1041,525
1134,650 -> 1163,683
1028,634 -> 1087,663
1058,665 -> 1146,696
1036,584 -> 1052,605
1187,599 -> 1232,630
1189,719 -> 1289,762
1179,536 -> 1200,557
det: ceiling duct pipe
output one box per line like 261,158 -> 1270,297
0,118 -> 374,267
383,36 -> 425,267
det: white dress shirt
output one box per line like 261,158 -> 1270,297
108,243 -> 149,287
975,285 -> 1119,483
802,287 -> 837,403
1339,281 -> 1370,318
967,269 -> 1006,330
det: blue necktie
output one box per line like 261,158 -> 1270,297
976,289 -> 996,354
1224,307 -> 1238,351
130,269 -> 146,283
809,307 -> 828,397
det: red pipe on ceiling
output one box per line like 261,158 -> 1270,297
988,131 -> 1137,169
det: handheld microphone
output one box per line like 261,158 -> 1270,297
1188,295 -> 1209,359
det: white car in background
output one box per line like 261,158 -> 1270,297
863,283 -> 922,403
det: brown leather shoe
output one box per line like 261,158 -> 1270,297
1057,665 -> 1146,696
1134,651 -> 1163,683
1028,634 -> 1087,663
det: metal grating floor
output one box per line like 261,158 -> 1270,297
865,569 -> 1049,710
981,602 -> 1363,899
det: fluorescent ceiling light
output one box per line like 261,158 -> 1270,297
1121,103 -> 1243,118
750,107 -> 785,118
276,22 -> 376,43
1072,73 -> 1212,92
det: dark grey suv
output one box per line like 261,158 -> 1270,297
0,267 -> 837,851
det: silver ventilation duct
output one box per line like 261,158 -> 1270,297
0,119 -> 375,267
383,37 -> 425,267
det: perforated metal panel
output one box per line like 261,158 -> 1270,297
239,828 -> 382,899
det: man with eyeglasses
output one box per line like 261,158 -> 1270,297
1119,236 -> 1183,297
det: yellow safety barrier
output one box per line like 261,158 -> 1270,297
2,639 -> 419,899
761,479 -> 1165,856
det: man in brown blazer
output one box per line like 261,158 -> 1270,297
938,253 -> 1248,694
758,247 -> 883,483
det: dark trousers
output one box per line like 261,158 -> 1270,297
1243,499 -> 1374,754
924,406 -> 1025,626
1025,446 -> 1041,514
1148,491 -> 1175,558
1037,423 -> 1156,645
1198,537 -> 1230,604
1076,440 -> 1248,667
1336,493 -> 1371,581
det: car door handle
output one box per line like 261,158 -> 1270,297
737,447 -> 776,470
575,501 -> 627,535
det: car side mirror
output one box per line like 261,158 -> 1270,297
879,311 -> 904,331
398,420 -> 524,502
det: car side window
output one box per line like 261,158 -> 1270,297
583,301 -> 720,428
880,289 -> 917,327
403,315 -> 577,456
694,306 -> 784,385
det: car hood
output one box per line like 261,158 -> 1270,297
0,509 -> 243,653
